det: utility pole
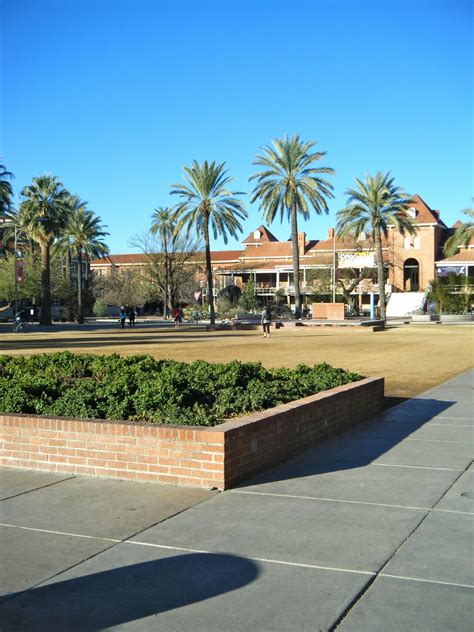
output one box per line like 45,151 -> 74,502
332,229 -> 336,303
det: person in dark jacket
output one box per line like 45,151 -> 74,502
261,306 -> 272,338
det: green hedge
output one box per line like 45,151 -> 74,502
0,352 -> 362,427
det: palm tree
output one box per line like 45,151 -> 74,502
0,163 -> 14,218
444,206 -> 474,257
336,172 -> 415,321
0,164 -> 15,256
171,160 -> 247,325
150,207 -> 177,319
249,134 -> 335,316
62,199 -> 109,323
18,174 -> 70,325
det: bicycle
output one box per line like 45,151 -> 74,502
12,318 -> 29,333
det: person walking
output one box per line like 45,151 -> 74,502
173,307 -> 183,328
261,305 -> 272,338
119,306 -> 127,329
128,306 -> 136,327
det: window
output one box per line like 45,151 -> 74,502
407,207 -> 417,219
253,230 -> 262,239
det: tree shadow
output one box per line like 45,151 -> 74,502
0,331 -> 253,352
0,552 -> 259,631
238,398 -> 459,486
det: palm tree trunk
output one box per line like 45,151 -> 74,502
77,250 -> 84,324
290,206 -> 302,315
374,228 -> 386,322
40,242 -> 52,326
203,219 -> 215,324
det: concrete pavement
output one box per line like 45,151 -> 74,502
0,370 -> 472,631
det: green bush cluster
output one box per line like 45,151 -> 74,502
0,352 -> 362,427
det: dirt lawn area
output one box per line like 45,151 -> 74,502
1,323 -> 472,400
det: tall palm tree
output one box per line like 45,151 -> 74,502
336,172 -> 415,321
18,174 -> 70,325
62,200 -> 109,323
0,164 -> 15,256
249,134 -> 335,315
150,207 -> 177,318
0,163 -> 14,219
444,206 -> 474,257
171,160 -> 247,324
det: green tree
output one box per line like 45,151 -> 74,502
336,172 -> 415,322
239,277 -> 261,312
444,207 -> 474,257
426,274 -> 471,315
249,134 -> 334,315
171,160 -> 247,324
60,198 -> 109,323
150,207 -> 177,318
18,174 -> 70,325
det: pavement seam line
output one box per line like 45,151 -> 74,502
372,463 -> 464,472
127,540 -> 376,577
0,476 -> 77,502
331,459 -> 473,631
0,523 -> 121,543
354,435 -> 469,444
379,574 -> 474,589
229,490 -> 430,512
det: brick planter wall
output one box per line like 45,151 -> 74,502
0,377 -> 383,490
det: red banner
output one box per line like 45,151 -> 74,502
16,259 -> 24,284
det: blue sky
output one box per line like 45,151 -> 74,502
2,0 -> 472,253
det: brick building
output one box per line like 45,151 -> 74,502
90,194 -> 474,314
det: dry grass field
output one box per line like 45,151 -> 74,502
1,323 -> 472,400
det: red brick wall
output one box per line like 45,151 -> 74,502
0,377 -> 383,490
311,303 -> 345,320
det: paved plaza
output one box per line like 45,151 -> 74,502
0,370 -> 472,631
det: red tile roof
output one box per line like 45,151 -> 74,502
437,251 -> 474,263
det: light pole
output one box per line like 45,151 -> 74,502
14,224 -> 18,317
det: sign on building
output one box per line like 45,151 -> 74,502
436,265 -> 467,276
338,252 -> 375,269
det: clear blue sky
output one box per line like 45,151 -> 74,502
2,0 -> 472,253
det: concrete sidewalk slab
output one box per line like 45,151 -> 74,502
0,476 -> 213,540
131,491 -> 426,573
290,431 -> 471,471
349,421 -> 473,442
382,510 -> 474,586
0,542 -> 369,632
0,525 -> 114,601
435,466 -> 474,513
235,462 -> 459,508
0,470 -> 74,500
337,577 -> 473,632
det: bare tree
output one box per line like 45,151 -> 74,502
130,230 -> 203,314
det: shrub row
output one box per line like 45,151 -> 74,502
0,352 -> 362,426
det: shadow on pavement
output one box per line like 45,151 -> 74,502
0,553 -> 259,631
241,398 -> 457,486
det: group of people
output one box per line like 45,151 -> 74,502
117,304 -> 273,335
118,306 -> 136,329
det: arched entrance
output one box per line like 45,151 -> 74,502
404,258 -> 420,291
